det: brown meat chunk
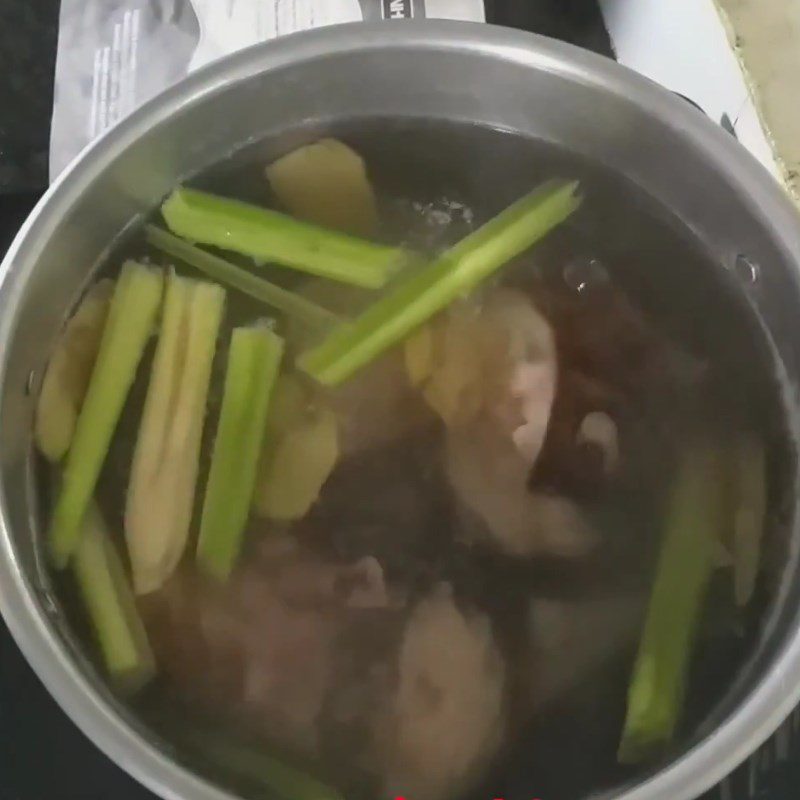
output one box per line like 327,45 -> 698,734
144,540 -> 392,755
378,586 -> 506,800
530,276 -> 702,497
445,414 -> 596,557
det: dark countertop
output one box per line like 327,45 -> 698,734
0,6 -> 57,193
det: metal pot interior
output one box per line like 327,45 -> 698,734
1,23 -> 800,800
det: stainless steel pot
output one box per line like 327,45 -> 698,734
1,20 -> 800,800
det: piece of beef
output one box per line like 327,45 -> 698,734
144,538 -> 398,756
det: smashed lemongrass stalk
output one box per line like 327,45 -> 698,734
732,433 -> 767,607
145,225 -> 340,331
35,279 -> 114,462
298,179 -> 581,386
126,273 -> 224,595
161,187 -> 407,289
73,503 -> 155,691
266,138 -> 379,236
185,728 -> 345,800
255,375 -> 339,521
49,264 -> 163,568
197,325 -> 283,581
618,444 -> 725,763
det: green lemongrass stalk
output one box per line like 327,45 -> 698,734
49,263 -> 163,567
125,273 -> 224,595
161,187 -> 407,289
197,325 -> 284,581
186,729 -> 345,800
73,503 -> 155,691
618,443 -> 725,763
298,179 -> 581,386
145,225 -> 340,330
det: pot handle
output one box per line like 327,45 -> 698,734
672,92 -> 738,140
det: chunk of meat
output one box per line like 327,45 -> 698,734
445,414 -> 596,558
482,289 -> 558,464
405,288 -> 558,466
301,434 -> 452,590
145,540 -> 394,755
379,586 -> 506,800
331,351 -> 433,458
526,594 -> 646,712
266,139 -> 379,236
529,275 -> 704,497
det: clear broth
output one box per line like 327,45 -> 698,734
45,118 -> 786,800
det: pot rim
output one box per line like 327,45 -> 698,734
2,20 -> 800,800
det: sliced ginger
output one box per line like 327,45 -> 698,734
266,139 -> 379,236
35,279 -> 114,462
125,272 -> 225,594
254,375 -> 339,521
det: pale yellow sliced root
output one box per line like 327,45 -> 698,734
404,324 -> 435,387
125,273 -> 225,594
35,280 -> 114,462
403,305 -> 493,427
254,375 -> 339,521
732,433 -> 767,607
266,139 -> 379,236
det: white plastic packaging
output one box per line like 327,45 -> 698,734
50,0 -> 485,181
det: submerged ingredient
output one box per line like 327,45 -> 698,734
49,263 -> 163,568
74,503 -> 154,690
298,180 -> 581,386
35,279 -> 113,462
254,375 -> 339,521
618,444 -> 726,763
36,134 -> 768,800
731,433 -> 767,607
197,325 -> 284,580
126,273 -> 224,594
266,138 -> 379,236
162,187 -> 405,289
382,587 -> 506,800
